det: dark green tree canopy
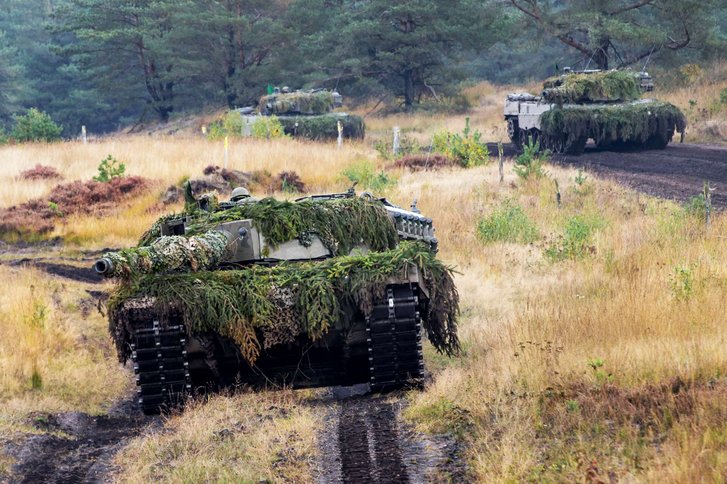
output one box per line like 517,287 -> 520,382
509,0 -> 720,70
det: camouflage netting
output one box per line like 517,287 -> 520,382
108,241 -> 460,363
141,196 -> 396,253
101,230 -> 231,279
277,114 -> 365,140
542,70 -> 643,104
540,101 -> 687,147
260,91 -> 335,115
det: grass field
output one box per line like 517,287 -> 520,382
1,68 -> 726,482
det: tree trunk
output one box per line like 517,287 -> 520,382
592,37 -> 610,70
403,70 -> 415,107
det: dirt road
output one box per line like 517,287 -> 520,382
490,142 -> 727,208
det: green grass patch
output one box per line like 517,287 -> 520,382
477,200 -> 539,244
546,213 -> 605,261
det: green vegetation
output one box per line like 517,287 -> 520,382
540,101 -> 687,148
542,70 -> 643,104
546,214 -> 605,261
208,113 -> 287,140
342,161 -> 397,192
250,116 -> 286,139
11,108 -> 62,143
277,114 -> 365,140
93,155 -> 126,182
432,118 -> 489,168
514,137 -> 549,179
477,200 -> 539,244
108,241 -> 459,364
138,196 -> 398,256
260,91 -> 334,115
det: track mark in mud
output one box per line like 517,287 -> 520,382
1,258 -> 104,284
5,400 -> 156,484
316,388 -> 466,483
489,142 -> 727,208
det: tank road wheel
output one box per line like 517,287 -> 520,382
565,136 -> 588,156
131,321 -> 191,415
366,284 -> 425,392
517,129 -> 528,151
506,118 -> 518,145
644,129 -> 673,150
550,136 -> 564,154
528,129 -> 541,151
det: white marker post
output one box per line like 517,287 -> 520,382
224,136 -> 229,169
337,120 -> 343,148
81,125 -> 87,144
393,126 -> 400,156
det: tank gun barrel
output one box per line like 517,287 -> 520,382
94,229 -> 233,279
94,258 -> 115,276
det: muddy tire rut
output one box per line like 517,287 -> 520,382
315,387 -> 466,483
4,399 -> 158,484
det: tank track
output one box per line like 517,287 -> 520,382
366,284 -> 425,392
130,321 -> 191,415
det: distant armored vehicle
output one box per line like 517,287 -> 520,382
97,186 -> 458,414
504,69 -> 686,154
244,88 -> 364,140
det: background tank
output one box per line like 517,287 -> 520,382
250,88 -> 365,140
99,186 -> 458,414
503,70 -> 687,155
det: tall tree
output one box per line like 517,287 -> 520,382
56,0 -> 186,122
293,0 -> 508,107
174,0 -> 293,108
508,0 -> 720,70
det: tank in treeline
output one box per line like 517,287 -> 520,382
97,184 -> 458,414
256,88 -> 365,140
504,69 -> 687,155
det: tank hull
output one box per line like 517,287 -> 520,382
123,280 -> 427,415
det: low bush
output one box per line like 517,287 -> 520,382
250,115 -> 286,139
432,117 -> 489,168
342,160 -> 396,192
19,164 -> 63,181
545,214 -> 605,261
514,137 -> 550,180
11,108 -> 62,143
477,200 -> 539,244
93,155 -> 126,182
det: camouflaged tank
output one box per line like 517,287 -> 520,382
504,69 -> 687,155
256,88 -> 365,140
97,185 -> 458,414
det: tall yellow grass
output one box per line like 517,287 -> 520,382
0,267 -> 129,425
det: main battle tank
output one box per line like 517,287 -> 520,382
504,69 -> 687,155
97,185 -> 458,414
254,88 -> 365,140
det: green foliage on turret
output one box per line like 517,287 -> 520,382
260,91 -> 335,115
541,101 -> 687,148
108,241 -> 460,364
542,71 -> 643,104
136,196 -> 398,263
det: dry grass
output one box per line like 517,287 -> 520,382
0,266 -> 130,431
0,136 -> 375,209
404,163 -> 727,481
113,391 -> 318,483
0,69 -> 726,481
